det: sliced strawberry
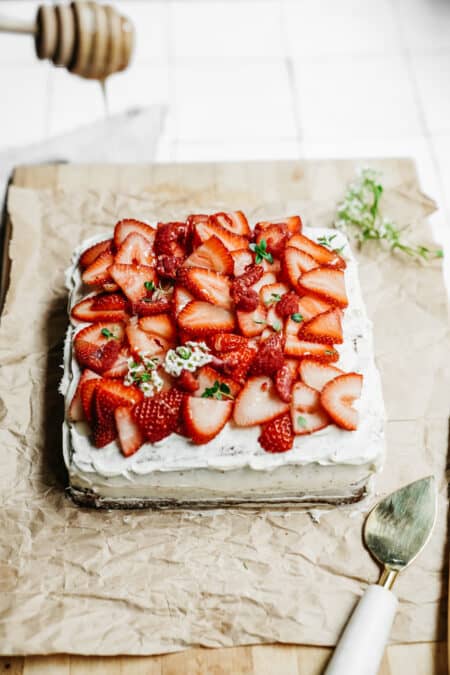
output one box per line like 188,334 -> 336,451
134,296 -> 172,317
291,382 -> 330,435
68,369 -> 101,422
182,395 -> 233,444
114,406 -> 145,457
173,286 -> 194,317
115,232 -> 154,267
256,224 -> 288,258
179,267 -> 232,309
71,295 -> 129,323
93,379 -> 143,448
233,375 -> 289,427
194,220 -> 248,252
81,250 -> 115,286
231,248 -> 253,277
260,282 -> 289,306
178,301 -> 235,335
299,358 -> 344,392
154,221 -> 187,258
114,218 -> 155,249
177,370 -> 200,393
266,305 -> 283,332
102,347 -> 132,378
320,373 -> 363,431
261,257 -> 281,275
250,334 -> 284,377
211,211 -> 251,237
183,236 -> 234,275
133,388 -> 184,442
281,247 -> 318,293
299,266 -> 348,308
81,377 -> 102,423
219,345 -> 256,384
91,292 -> 128,311
284,333 -> 339,363
79,239 -> 113,269
207,332 -> 249,353
109,263 -> 157,304
74,322 -> 125,374
250,272 -> 277,294
300,308 -> 343,345
259,413 -> 294,453
256,216 -> 302,236
289,233 -> 346,269
275,359 -> 298,403
297,295 -> 331,321
195,365 -> 241,398
236,303 -> 267,338
139,314 -> 176,342
126,324 -> 169,359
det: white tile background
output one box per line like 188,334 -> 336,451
1,0 -> 450,271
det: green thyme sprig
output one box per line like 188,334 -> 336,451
334,168 -> 443,261
201,380 -> 234,401
101,328 -> 118,339
264,292 -> 282,306
317,234 -> 345,254
249,239 -> 273,264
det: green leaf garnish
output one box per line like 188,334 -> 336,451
317,234 -> 345,254
264,292 -> 282,306
249,239 -> 274,265
176,346 -> 191,360
334,167 -> 443,261
201,380 -> 234,400
291,313 -> 303,323
101,328 -> 117,340
144,280 -> 156,292
297,416 -> 307,428
253,319 -> 267,325
272,320 -> 282,333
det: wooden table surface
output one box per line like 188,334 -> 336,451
2,161 -> 447,675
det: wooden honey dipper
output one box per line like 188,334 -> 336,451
0,1 -> 134,80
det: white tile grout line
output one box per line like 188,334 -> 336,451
389,0 -> 450,227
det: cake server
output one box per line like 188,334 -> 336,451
325,476 -> 437,675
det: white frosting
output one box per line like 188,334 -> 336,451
62,228 -> 385,488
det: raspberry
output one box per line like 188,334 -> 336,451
259,413 -> 294,453
154,221 -> 188,257
250,334 -> 284,377
237,263 -> 264,286
231,264 -> 264,311
156,254 -> 184,280
276,292 -> 299,317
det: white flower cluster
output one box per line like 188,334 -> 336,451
124,354 -> 164,398
163,341 -> 213,377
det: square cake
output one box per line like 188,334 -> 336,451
61,212 -> 385,508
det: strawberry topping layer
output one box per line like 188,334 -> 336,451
69,213 -> 363,456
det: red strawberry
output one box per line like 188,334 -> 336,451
81,377 -> 102,423
133,388 -> 184,442
195,365 -> 241,398
194,220 -> 248,251
109,263 -> 157,304
284,331 -> 339,363
256,216 -> 302,236
289,233 -> 346,269
91,292 -> 128,311
299,358 -> 344,392
179,267 -> 232,309
298,266 -> 348,308
68,369 -> 101,421
71,295 -> 129,323
250,271 -> 277,294
236,303 -> 267,338
275,291 -> 300,318
74,322 -> 125,373
320,373 -> 363,431
102,347 -> 132,378
81,250 -> 115,286
114,218 -> 156,249
211,211 -> 251,237
126,324 -> 169,359
281,247 -> 318,293
178,301 -> 235,335
256,224 -> 288,258
275,359 -> 298,403
233,376 -> 289,426
182,395 -> 233,444
183,236 -> 234,275
300,308 -> 343,345
173,286 -> 194,316
259,413 -> 294,453
207,332 -> 249,353
114,406 -> 145,457
219,345 -> 256,384
92,379 -> 143,448
139,314 -> 176,342
115,232 -> 154,267
297,295 -> 331,321
186,214 -> 210,228
79,239 -> 113,269
134,296 -> 172,317
154,221 -> 187,258
260,282 -> 289,307
177,370 -> 200,393
231,248 -> 253,277
291,382 -> 330,435
250,334 -> 284,377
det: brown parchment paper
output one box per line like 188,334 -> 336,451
0,159 -> 449,656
